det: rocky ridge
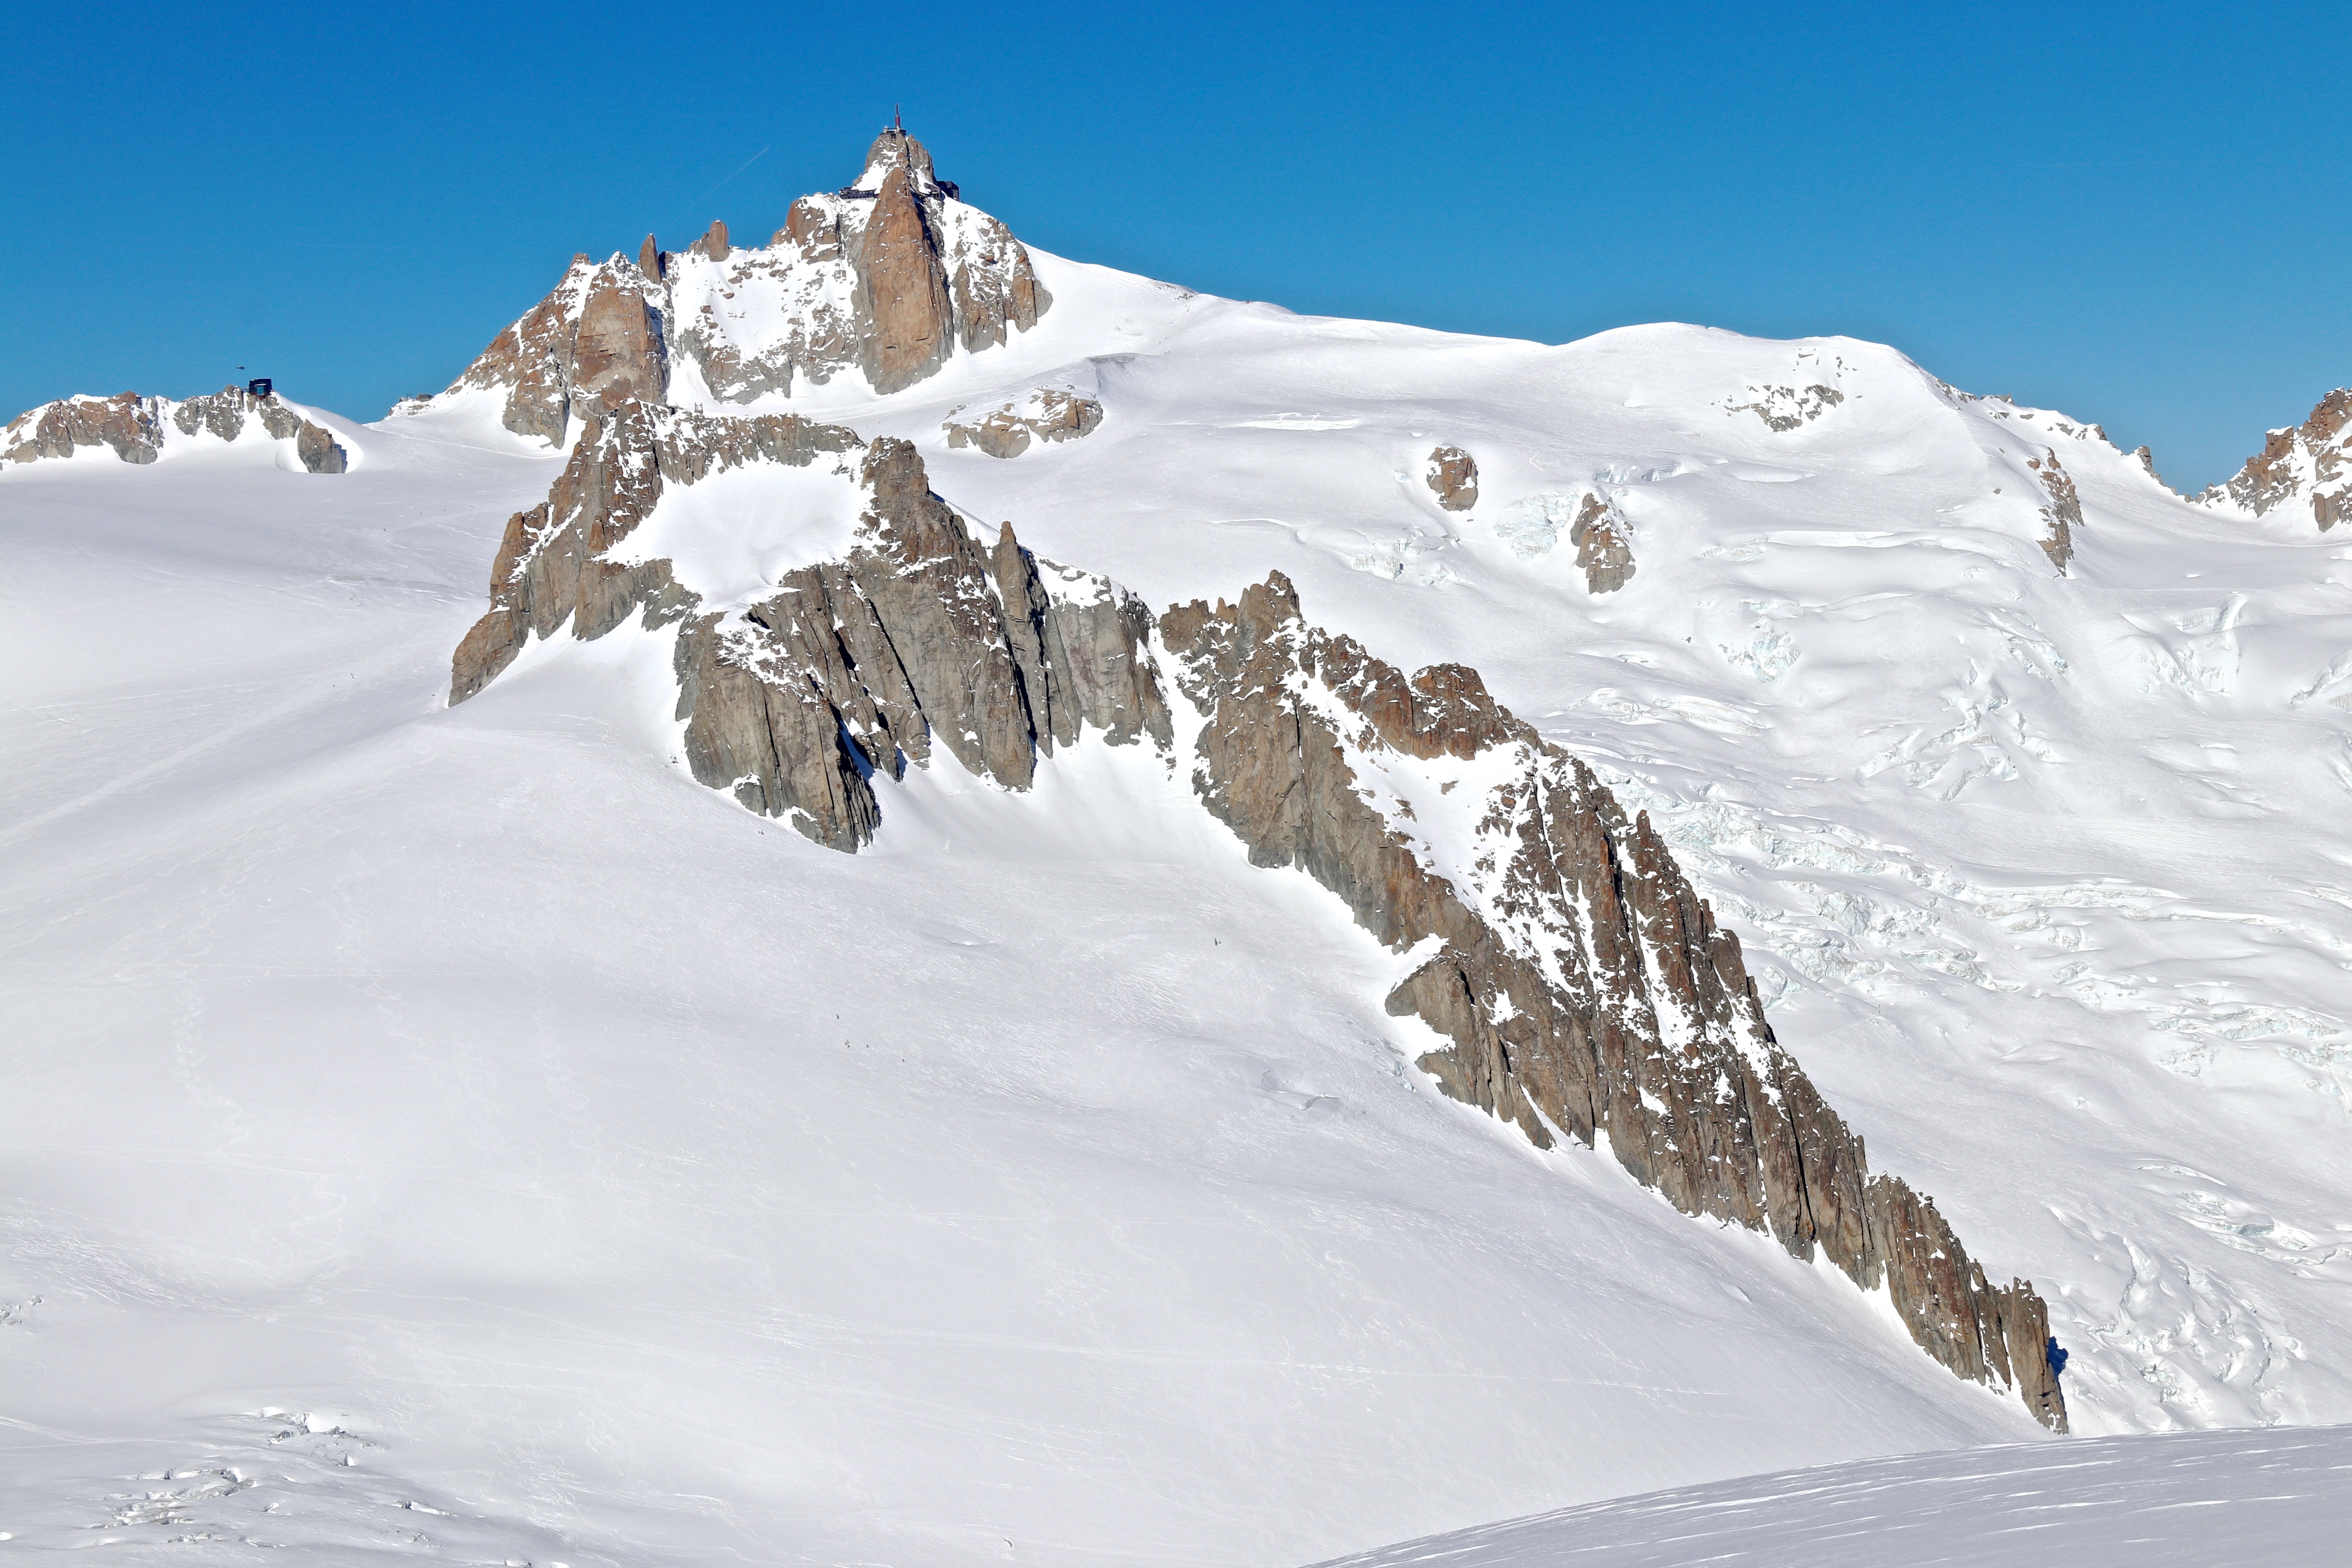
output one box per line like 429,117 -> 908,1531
446,400 -> 2068,1430
1568,492 -> 1637,593
2200,388 -> 2352,530
433,128 -> 1049,447
944,388 -> 1105,458
2027,449 -> 2082,572
3,387 -> 348,472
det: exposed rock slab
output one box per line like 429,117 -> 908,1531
1569,493 -> 1635,592
1425,445 -> 1479,510
856,166 -> 955,394
449,407 -> 1167,849
2027,448 -> 2082,572
1732,383 -> 1845,431
944,390 -> 1105,457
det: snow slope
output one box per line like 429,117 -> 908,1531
1312,1422 -> 2352,1568
5,230 -> 2350,1566
0,410 -> 2024,1564
819,247 -> 2352,1438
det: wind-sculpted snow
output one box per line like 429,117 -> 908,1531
448,404 -> 2066,1426
1310,1423 -> 2352,1568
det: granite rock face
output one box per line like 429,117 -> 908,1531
3,386 -> 346,472
1568,493 -> 1635,593
571,270 -> 670,417
3,392 -> 163,464
2027,449 -> 2082,571
944,390 -> 1105,457
1156,573 -> 2067,1431
2200,388 -> 2352,530
443,127 -> 1050,433
1425,446 -> 1479,510
451,254 -> 665,446
447,411 -> 2067,1429
449,408 -> 1167,848
446,402 -> 861,707
856,165 -> 956,394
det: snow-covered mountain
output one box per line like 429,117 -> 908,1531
2199,387 -> 2352,530
5,126 -> 2349,1564
429,126 -> 1050,449
3,383 -> 352,472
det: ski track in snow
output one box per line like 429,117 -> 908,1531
5,251 -> 2352,1563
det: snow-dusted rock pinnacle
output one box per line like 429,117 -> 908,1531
440,126 -> 1049,445
445,403 -> 2068,1430
2,386 -> 347,472
2201,388 -> 2352,530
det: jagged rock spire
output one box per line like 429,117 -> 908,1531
441,123 -> 1045,439
857,126 -> 941,196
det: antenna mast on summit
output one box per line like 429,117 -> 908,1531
894,104 -> 903,132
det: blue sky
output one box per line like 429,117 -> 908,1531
6,1 -> 2342,489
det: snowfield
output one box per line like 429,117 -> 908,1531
5,233 -> 2350,1564
1313,1421 -> 2352,1567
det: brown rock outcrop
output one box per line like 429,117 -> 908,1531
450,254 -> 667,445
1158,572 -> 2067,1430
4,387 -> 345,472
1569,493 -> 1635,593
4,392 -> 163,464
453,256 -> 597,445
2201,388 -> 2352,529
447,403 -> 860,706
450,407 -> 1167,848
572,271 -> 668,417
444,127 -> 1049,418
2026,448 -> 2080,572
946,209 -> 1047,352
1425,446 -> 1479,510
944,391 -> 1105,458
